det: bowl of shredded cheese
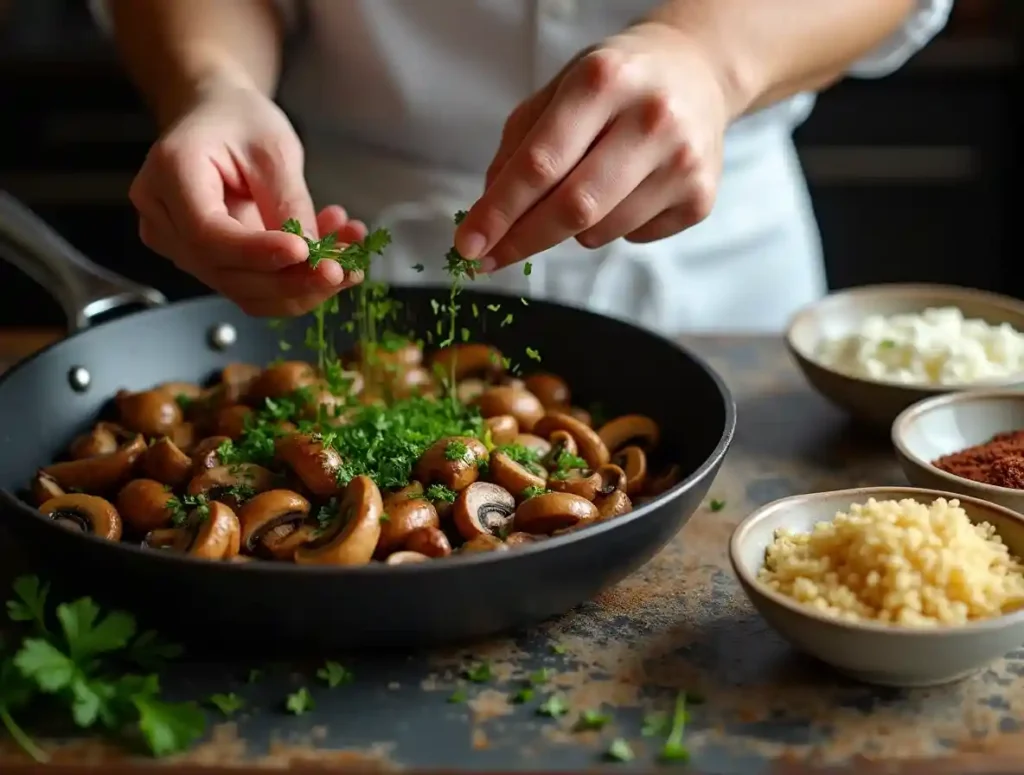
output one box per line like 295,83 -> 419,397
785,285 -> 1024,427
730,487 -> 1024,687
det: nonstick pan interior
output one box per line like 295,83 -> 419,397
0,289 -> 735,651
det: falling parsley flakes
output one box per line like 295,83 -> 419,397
463,661 -> 492,683
285,687 -> 314,715
537,695 -> 568,717
317,661 -> 353,688
659,691 -> 690,762
208,693 -> 244,717
606,738 -> 635,762
709,498 -> 726,512
576,709 -> 611,730
511,687 -> 534,704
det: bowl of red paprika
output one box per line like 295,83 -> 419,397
892,390 -> 1024,514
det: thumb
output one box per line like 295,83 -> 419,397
244,138 -> 319,238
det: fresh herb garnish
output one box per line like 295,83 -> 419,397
511,687 -> 534,703
208,693 -> 244,716
447,688 -> 467,703
166,493 -> 210,526
464,661 -> 492,683
316,661 -> 353,688
425,484 -> 457,503
537,694 -> 569,717
550,643 -> 567,655
285,687 -> 314,715
709,499 -> 725,512
606,738 -> 635,762
521,485 -> 547,500
576,709 -> 611,730
659,691 -> 690,762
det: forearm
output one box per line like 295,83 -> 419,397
646,0 -> 917,119
107,0 -> 285,128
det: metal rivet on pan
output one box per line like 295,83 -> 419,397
68,366 -> 91,393
208,323 -> 237,351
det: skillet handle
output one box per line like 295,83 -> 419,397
0,191 -> 166,332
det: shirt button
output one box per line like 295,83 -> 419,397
540,0 -> 577,22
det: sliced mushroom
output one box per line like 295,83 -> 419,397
150,501 -> 241,560
404,525 -> 452,558
186,463 -> 276,510
275,433 -> 345,497
595,464 -> 627,496
294,475 -> 383,566
541,430 -> 579,472
512,492 -> 598,534
191,436 -> 231,474
140,437 -> 193,488
378,486 -> 440,555
386,550 -> 431,565
459,534 -> 508,554
546,469 -> 602,501
523,373 -> 570,409
489,451 -> 546,498
568,406 -> 593,427
429,344 -> 504,383
533,412 -> 610,470
30,471 -> 65,506
413,436 -> 488,492
504,531 -> 538,547
221,363 -> 262,403
39,494 -> 122,541
485,415 -> 519,447
474,386 -> 544,433
456,378 -> 486,405
513,434 -> 552,457
645,464 -> 682,497
68,422 -> 122,460
612,446 -> 647,496
597,414 -> 660,454
213,405 -> 253,440
116,478 -> 176,533
247,361 -> 319,404
143,528 -> 192,552
453,482 -> 516,541
116,389 -> 184,437
43,435 -> 145,494
594,490 -> 633,520
237,489 -> 313,560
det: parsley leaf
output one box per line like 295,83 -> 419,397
7,576 -> 49,633
576,709 -> 611,730
537,695 -> 568,717
286,687 -> 315,715
606,738 -> 635,762
208,693 -> 244,717
659,691 -> 690,762
316,660 -> 353,688
709,498 -> 725,512
464,661 -> 492,683
133,693 -> 206,757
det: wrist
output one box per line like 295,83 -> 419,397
153,57 -> 265,129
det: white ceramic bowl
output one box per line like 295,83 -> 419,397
729,486 -> 1024,688
893,389 -> 1024,514
785,284 -> 1024,428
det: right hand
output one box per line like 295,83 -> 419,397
129,80 -> 366,317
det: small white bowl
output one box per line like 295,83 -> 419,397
729,486 -> 1024,688
785,284 -> 1024,427
893,390 -> 1024,514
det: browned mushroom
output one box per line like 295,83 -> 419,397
567,406 -> 593,427
453,482 -> 516,540
169,422 -> 197,453
488,451 -> 545,498
612,446 -> 647,496
541,430 -> 580,471
299,385 -> 352,422
43,435 -> 146,493
512,492 -> 598,534
294,475 -> 383,565
191,436 -> 231,474
504,531 -> 538,547
378,486 -> 440,555
187,463 -> 276,510
247,361 -> 318,404
139,437 -> 193,488
429,343 -> 504,383
594,489 -> 633,520
413,436 -> 488,492
275,433 -> 345,497
236,489 -> 314,560
596,414 -> 660,454
456,378 -> 486,405
485,415 -> 519,447
459,534 -> 508,554
39,494 -> 122,541
116,389 -> 184,437
474,386 -> 544,433
220,363 -> 262,403
30,471 -> 65,506
385,550 -> 431,565
389,367 -> 437,400
546,469 -> 602,501
533,412 -> 610,470
144,501 -> 241,560
594,463 -> 628,496
68,422 -> 123,460
156,381 -> 203,402
212,405 -> 253,440
404,525 -> 452,558
352,339 -> 423,373
523,373 -> 570,409
645,464 -> 682,497
115,478 -> 177,533
513,434 -> 552,457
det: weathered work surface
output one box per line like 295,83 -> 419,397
3,334 -> 1024,774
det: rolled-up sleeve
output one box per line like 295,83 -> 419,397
88,0 -> 300,35
847,0 -> 953,77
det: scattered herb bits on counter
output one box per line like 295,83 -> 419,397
814,306 -> 1024,386
932,430 -> 1024,489
759,497 -> 1024,626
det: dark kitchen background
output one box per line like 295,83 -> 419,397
0,0 -> 1021,327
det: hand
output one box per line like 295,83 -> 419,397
129,79 -> 367,317
455,22 -> 729,271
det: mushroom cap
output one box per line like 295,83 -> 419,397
523,373 -> 571,409
188,501 -> 241,560
190,435 -> 231,474
596,414 -> 660,454
247,361 -> 318,404
404,525 -> 452,558
533,412 -> 610,470
484,415 -> 519,447
488,451 -> 545,499
30,471 -> 65,506
68,424 -> 119,460
140,437 -> 193,488
595,464 -> 628,496
459,534 -> 508,554
474,386 -> 545,433
275,433 -> 345,498
512,492 -> 599,535
220,363 -> 262,402
294,475 -> 383,566
39,493 -> 122,541
504,531 -> 538,547
595,489 -> 633,520
612,445 -> 648,497
212,404 -> 253,439
644,464 -> 682,497
429,343 -> 504,382
237,489 -> 311,554
156,381 -> 203,402
453,482 -> 516,540
378,488 -> 440,555
116,389 -> 184,437
385,550 -> 432,565
116,478 -> 176,533
186,463 -> 276,509
169,422 -> 197,453
546,469 -> 602,501
513,434 -> 552,457
413,436 -> 488,492
456,378 -> 486,405
43,434 -> 146,494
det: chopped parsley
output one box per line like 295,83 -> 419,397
464,662 -> 492,683
576,709 -> 611,730
166,493 -> 210,526
606,738 -> 635,762
425,484 -> 457,503
537,695 -> 569,717
709,499 -> 725,512
316,661 -> 353,688
285,687 -> 314,715
208,693 -> 244,717
521,485 -> 547,500
511,687 -> 534,704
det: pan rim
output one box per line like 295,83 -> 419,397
0,291 -> 736,575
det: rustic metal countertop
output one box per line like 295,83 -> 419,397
2,332 -> 1023,774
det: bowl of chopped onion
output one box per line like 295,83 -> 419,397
784,284 -> 1024,427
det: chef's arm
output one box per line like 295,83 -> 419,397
646,0 -> 942,118
104,0 -> 285,128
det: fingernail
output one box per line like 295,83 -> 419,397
478,256 -> 497,273
459,231 -> 487,260
273,250 -> 303,268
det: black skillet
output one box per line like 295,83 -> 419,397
0,192 -> 736,653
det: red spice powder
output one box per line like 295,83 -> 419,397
933,430 -> 1024,489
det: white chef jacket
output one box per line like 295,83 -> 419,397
93,0 -> 952,334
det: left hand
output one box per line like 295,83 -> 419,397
455,22 -> 730,272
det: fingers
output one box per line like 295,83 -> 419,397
243,136 -> 319,235
455,51 -> 623,260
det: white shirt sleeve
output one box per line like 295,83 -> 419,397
846,0 -> 953,78
87,0 -> 299,35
